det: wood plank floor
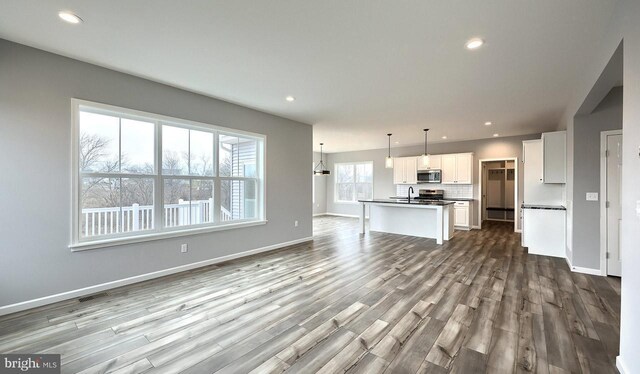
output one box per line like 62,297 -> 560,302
0,216 -> 621,374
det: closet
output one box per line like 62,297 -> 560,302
483,160 -> 515,222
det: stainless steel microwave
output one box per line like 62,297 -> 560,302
417,169 -> 441,184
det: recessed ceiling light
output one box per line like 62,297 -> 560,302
484,121 -> 493,126
285,96 -> 295,102
493,133 -> 500,137
465,38 -> 484,50
442,136 -> 448,139
58,11 -> 82,24
394,141 -> 400,144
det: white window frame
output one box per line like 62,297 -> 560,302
70,99 -> 266,251
334,161 -> 374,204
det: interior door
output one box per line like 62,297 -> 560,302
606,134 -> 622,276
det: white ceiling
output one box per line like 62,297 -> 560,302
0,0 -> 617,153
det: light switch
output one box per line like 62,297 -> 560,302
586,192 -> 599,201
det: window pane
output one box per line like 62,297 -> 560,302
221,180 -> 257,221
356,183 -> 372,200
337,164 -> 354,183
162,125 -> 189,175
122,178 -> 154,232
189,130 -> 214,176
80,177 -> 120,237
191,180 -> 214,224
121,118 -> 155,174
163,179 -> 190,227
337,183 -> 354,201
356,163 -> 373,183
79,111 -> 119,173
219,134 -> 257,177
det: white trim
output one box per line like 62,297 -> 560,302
70,220 -> 268,251
313,213 -> 327,217
0,236 -> 313,317
472,225 -> 481,230
565,256 -> 602,276
477,157 -> 519,232
616,356 -> 628,374
70,98 -> 267,248
600,129 -> 623,276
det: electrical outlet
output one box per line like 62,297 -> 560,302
294,220 -> 299,227
586,192 -> 598,201
181,244 -> 188,253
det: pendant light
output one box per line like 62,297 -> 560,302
420,129 -> 430,167
313,143 -> 330,175
385,134 -> 394,168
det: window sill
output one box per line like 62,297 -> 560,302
69,220 -> 268,252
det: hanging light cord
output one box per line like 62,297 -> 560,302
423,129 -> 429,155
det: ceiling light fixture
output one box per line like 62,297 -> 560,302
285,96 -> 295,102
313,143 -> 330,175
58,11 -> 82,24
385,134 -> 394,169
465,38 -> 484,50
420,129 -> 430,167
493,133 -> 500,137
484,121 -> 493,126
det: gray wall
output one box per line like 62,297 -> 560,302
0,39 -> 312,308
313,152 -> 327,214
558,0 -> 640,371
325,134 -> 540,230
571,87 -> 622,269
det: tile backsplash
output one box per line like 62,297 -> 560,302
396,184 -> 473,199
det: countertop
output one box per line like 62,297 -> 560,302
521,204 -> 566,210
389,196 -> 473,201
359,199 -> 455,206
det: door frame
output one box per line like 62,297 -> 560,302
600,129 -> 623,276
477,157 -> 518,232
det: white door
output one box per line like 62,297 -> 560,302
405,157 -> 418,184
393,158 -> 406,184
441,155 -> 457,184
456,154 -> 473,184
606,134 -> 622,276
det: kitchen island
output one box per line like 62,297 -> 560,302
358,199 -> 455,244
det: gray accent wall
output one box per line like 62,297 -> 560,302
0,39 -> 312,308
325,134 -> 540,230
559,0 -> 640,371
571,87 -> 622,269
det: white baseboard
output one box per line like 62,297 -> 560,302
471,225 -> 481,230
313,213 -> 327,217
616,356 -> 628,374
0,236 -> 313,317
565,256 -> 602,276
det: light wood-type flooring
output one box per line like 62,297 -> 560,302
0,216 -> 621,373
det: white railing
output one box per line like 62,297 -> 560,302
82,199 -> 234,237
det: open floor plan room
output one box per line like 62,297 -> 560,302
0,218 -> 620,373
1,1 -> 639,373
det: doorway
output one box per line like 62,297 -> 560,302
601,130 -> 623,276
478,158 -> 518,232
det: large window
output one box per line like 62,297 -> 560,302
335,162 -> 373,202
72,100 -> 265,248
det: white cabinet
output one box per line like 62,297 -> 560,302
523,140 -> 564,205
441,153 -> 473,184
417,154 -> 442,171
393,157 -> 417,184
542,131 -> 566,183
453,201 -> 471,229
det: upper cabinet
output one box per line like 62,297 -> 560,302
417,154 -> 442,170
441,153 -> 473,184
542,131 -> 566,184
393,156 -> 417,184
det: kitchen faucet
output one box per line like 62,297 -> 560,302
408,187 -> 414,202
